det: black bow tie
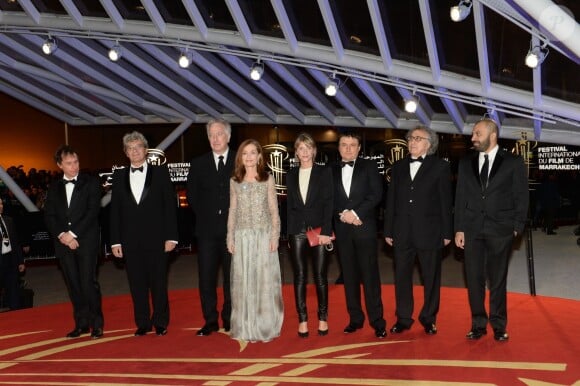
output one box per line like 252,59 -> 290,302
63,179 -> 76,184
409,157 -> 424,163
341,160 -> 355,168
131,166 -> 144,173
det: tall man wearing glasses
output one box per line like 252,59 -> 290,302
333,132 -> 387,339
110,131 -> 178,337
455,119 -> 528,342
384,127 -> 452,335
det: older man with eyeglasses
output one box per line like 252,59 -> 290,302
383,126 -> 453,336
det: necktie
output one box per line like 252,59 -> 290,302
480,154 -> 489,189
409,157 -> 424,163
0,217 -> 9,246
131,166 -> 144,173
341,160 -> 354,168
218,155 -> 225,172
63,179 -> 76,184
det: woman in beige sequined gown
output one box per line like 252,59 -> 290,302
226,139 -> 284,342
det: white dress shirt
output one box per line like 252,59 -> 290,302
129,162 -> 147,203
341,160 -> 355,197
479,145 -> 499,177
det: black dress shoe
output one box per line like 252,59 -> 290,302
343,323 -> 363,334
90,328 -> 104,339
466,327 -> 487,340
493,329 -> 509,341
134,327 -> 152,336
66,327 -> 89,338
424,323 -> 437,335
197,324 -> 219,336
155,326 -> 167,336
389,322 -> 411,334
375,328 -> 387,339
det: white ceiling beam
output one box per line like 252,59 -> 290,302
59,0 -> 84,27
473,1 -> 491,95
367,0 -> 393,71
317,0 -> 344,61
112,41 -> 220,119
351,78 -> 398,127
270,0 -> 298,53
16,0 -> 40,24
220,54 -> 306,123
193,51 -> 279,122
140,0 -> 166,34
267,61 -> 336,124
225,0 -> 252,46
99,0 -> 124,30
436,87 -> 466,133
418,0 -> 441,82
0,68 -> 96,123
307,68 -> 367,125
138,44 -> 251,122
0,80 -> 74,123
181,0 -> 208,39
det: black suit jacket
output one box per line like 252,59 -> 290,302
186,151 -> 235,238
1,215 -> 23,266
109,165 -> 178,249
384,155 -> 453,249
332,158 -> 383,237
286,164 -> 334,236
44,174 -> 101,255
454,149 -> 529,237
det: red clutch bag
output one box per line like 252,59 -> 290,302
306,227 -> 336,247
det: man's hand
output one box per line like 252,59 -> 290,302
385,237 -> 393,246
454,232 -> 465,249
164,241 -> 177,253
67,239 -> 79,250
112,245 -> 123,258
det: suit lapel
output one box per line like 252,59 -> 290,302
140,166 -> 152,204
488,151 -> 504,185
303,165 -> 319,206
470,154 -> 482,189
68,175 -> 83,211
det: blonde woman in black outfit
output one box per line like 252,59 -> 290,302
286,133 -> 334,337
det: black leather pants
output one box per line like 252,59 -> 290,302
289,233 -> 328,322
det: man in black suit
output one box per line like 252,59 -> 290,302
186,118 -> 235,336
384,127 -> 452,336
44,146 -> 104,339
0,199 -> 25,311
333,132 -> 387,338
110,131 -> 178,337
455,118 -> 528,342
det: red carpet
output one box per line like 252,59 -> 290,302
1,285 -> 579,385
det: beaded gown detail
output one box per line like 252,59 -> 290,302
227,175 -> 283,342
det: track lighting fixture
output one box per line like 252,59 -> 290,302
250,60 -> 264,81
404,94 -> 419,113
108,43 -> 122,62
450,0 -> 472,22
325,72 -> 339,97
525,42 -> 548,69
178,50 -> 192,68
42,36 -> 57,55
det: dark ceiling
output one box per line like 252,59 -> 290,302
0,0 -> 579,144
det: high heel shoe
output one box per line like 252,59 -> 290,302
317,328 -> 329,336
298,331 -> 309,338
318,320 -> 328,336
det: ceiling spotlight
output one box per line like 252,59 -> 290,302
42,37 -> 57,55
450,0 -> 472,22
108,43 -> 122,62
325,73 -> 339,97
178,51 -> 192,68
250,61 -> 264,81
525,44 -> 548,69
404,94 -> 419,113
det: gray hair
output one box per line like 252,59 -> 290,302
406,126 -> 439,155
123,131 -> 148,151
206,118 -> 232,137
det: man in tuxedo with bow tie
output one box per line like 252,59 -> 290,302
384,127 -> 452,336
186,118 -> 235,336
109,131 -> 178,337
44,145 -> 104,338
332,132 -> 387,338
455,119 -> 528,342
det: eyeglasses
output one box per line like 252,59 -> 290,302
407,136 -> 429,143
